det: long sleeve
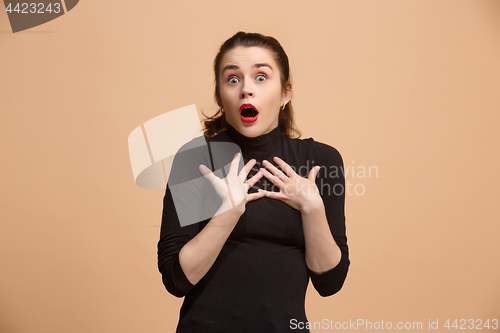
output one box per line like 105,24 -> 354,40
157,183 -> 199,298
157,136 -> 215,298
307,141 -> 350,297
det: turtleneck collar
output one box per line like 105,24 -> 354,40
224,123 -> 283,158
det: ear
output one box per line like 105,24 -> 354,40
282,82 -> 292,105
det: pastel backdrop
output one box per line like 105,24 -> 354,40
1,0 -> 499,332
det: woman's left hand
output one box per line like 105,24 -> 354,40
259,156 -> 323,212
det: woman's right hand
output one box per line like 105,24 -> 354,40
199,152 -> 266,214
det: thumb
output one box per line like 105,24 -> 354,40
199,164 -> 215,181
308,165 -> 320,182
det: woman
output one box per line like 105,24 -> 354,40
157,31 -> 349,332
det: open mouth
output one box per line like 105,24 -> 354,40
239,104 -> 259,123
240,107 -> 258,117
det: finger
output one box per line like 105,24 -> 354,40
308,165 -> 321,182
272,156 -> 296,178
246,169 -> 264,187
228,152 -> 243,176
262,160 -> 288,182
258,189 -> 286,201
238,158 -> 256,182
260,167 -> 285,189
246,189 -> 268,202
199,164 -> 218,182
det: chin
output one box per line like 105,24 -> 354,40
239,126 -> 262,137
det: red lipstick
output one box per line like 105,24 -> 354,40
239,103 -> 259,123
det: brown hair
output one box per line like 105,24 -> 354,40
201,31 -> 301,139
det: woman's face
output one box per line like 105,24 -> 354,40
218,46 -> 291,138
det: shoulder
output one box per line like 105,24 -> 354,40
311,139 -> 344,167
286,136 -> 344,168
176,135 -> 208,153
172,135 -> 210,164
169,135 -> 211,181
204,130 -> 229,144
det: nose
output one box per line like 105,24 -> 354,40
240,79 -> 254,99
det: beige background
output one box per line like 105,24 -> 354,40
1,0 -> 499,332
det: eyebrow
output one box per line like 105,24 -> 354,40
221,63 -> 273,75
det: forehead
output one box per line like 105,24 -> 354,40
220,46 -> 277,71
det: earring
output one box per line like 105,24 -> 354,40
280,103 -> 286,110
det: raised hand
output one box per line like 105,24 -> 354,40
259,156 -> 323,212
199,152 -> 267,213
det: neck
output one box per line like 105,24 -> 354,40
224,123 -> 283,158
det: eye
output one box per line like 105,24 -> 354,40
256,74 -> 267,82
228,76 -> 239,84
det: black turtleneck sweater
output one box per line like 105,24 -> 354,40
157,124 -> 349,333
